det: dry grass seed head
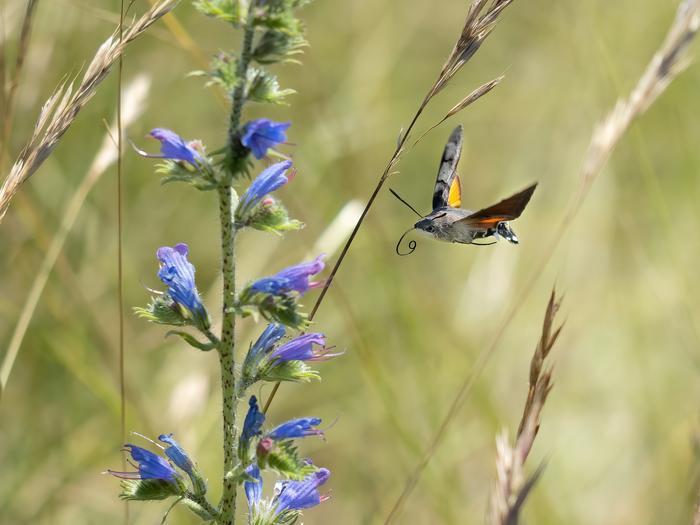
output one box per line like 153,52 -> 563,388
0,0 -> 178,223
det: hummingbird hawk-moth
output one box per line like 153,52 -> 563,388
394,125 -> 537,255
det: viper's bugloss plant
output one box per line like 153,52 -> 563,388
110,1 -> 336,523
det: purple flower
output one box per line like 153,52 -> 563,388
108,445 -> 178,481
274,468 -> 331,512
237,161 -> 293,217
241,119 -> 290,159
268,418 -> 323,440
240,396 -> 266,447
158,434 -> 195,478
134,128 -> 203,166
268,333 -> 339,363
249,255 -> 325,297
157,243 -> 208,327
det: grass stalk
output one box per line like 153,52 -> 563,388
1,0 -> 40,166
0,75 -> 150,396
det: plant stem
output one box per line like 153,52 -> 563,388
218,9 -> 256,524
218,185 -> 239,524
186,492 -> 222,523
226,9 -> 256,173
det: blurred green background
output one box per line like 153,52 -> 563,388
2,0 -> 700,523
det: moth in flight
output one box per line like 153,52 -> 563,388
394,125 -> 537,255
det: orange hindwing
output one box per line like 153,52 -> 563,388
447,176 -> 462,208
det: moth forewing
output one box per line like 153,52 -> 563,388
459,183 -> 538,226
432,125 -> 464,209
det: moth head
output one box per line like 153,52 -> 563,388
414,211 -> 451,236
414,218 -> 436,235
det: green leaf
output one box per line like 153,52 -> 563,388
155,159 -> 218,191
245,67 -> 296,105
253,29 -> 307,65
241,198 -> 304,234
205,52 -> 241,94
118,479 -> 182,501
193,0 -> 244,25
261,440 -> 318,480
181,498 -> 217,522
273,509 -> 303,525
165,330 -> 217,352
134,295 -> 188,327
237,287 -> 310,330
260,359 -> 320,383
254,0 -> 313,32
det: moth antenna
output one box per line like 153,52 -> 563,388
396,227 -> 418,256
389,188 -> 423,219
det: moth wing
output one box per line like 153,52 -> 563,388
432,125 -> 464,209
458,183 -> 537,227
447,176 -> 462,208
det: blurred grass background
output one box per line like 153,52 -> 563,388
2,0 -> 700,523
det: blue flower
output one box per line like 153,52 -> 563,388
274,468 -> 331,512
157,243 -> 208,328
157,433 -> 207,494
158,434 -> 195,478
241,119 -> 290,159
268,333 -> 339,363
268,417 -> 323,440
243,324 -> 287,380
243,465 -> 331,521
249,255 -> 325,296
108,444 -> 178,481
134,128 -> 203,166
251,324 -> 286,360
244,464 -> 263,511
237,161 -> 293,218
240,396 -> 266,448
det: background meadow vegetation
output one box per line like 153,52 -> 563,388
2,0 -> 700,523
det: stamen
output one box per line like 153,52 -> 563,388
132,431 -> 165,449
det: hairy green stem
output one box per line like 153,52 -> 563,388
218,10 -> 256,524
218,185 -> 239,524
226,9 -> 256,171
186,491 -> 222,522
